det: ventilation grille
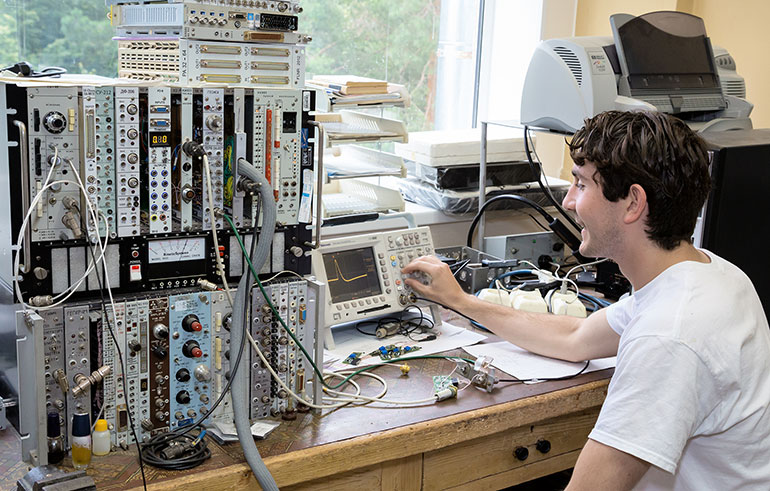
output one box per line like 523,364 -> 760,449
722,80 -> 746,98
553,46 -> 582,86
121,5 -> 183,26
715,54 -> 736,70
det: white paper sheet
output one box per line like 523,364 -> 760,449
325,321 -> 487,369
464,341 -> 615,382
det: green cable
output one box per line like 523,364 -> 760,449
223,213 -> 331,388
224,214 -> 478,391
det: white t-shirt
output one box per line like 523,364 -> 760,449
589,250 -> 770,490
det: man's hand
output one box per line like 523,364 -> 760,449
401,255 -> 469,307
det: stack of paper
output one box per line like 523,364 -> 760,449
311,75 -> 388,95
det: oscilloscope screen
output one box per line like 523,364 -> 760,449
322,247 -> 382,303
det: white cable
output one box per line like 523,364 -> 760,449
260,270 -> 305,284
323,382 -> 438,406
247,331 -> 344,409
13,179 -> 106,310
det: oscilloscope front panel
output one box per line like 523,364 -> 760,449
6,81 -> 315,301
311,227 -> 436,327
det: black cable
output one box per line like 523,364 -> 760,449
523,125 -> 581,232
499,360 -> 591,383
141,204 -> 260,469
466,194 -> 552,248
412,296 -> 482,327
86,241 -> 148,491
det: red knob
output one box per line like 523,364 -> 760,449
191,321 -> 202,332
191,347 -> 203,358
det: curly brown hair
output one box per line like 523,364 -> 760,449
568,111 -> 711,250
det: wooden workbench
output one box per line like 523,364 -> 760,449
2,332 -> 611,490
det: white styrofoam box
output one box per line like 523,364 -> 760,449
394,127 -> 533,167
510,289 -> 549,313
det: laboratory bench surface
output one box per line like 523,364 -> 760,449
0,316 -> 612,490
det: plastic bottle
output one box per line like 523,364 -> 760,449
46,412 -> 65,464
71,412 -> 92,470
92,419 -> 111,456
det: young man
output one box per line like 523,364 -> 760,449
402,111 -> 770,490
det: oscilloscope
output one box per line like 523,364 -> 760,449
311,226 -> 437,329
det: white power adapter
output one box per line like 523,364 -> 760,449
545,291 -> 587,318
510,289 -> 549,313
477,288 -> 511,307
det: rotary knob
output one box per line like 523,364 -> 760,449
176,390 -> 191,404
153,323 -> 169,339
128,339 -> 141,353
43,111 -> 66,134
176,368 -> 191,382
205,114 -> 222,131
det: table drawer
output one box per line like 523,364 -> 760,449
423,407 -> 600,490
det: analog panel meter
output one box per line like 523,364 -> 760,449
147,237 -> 208,281
148,237 -> 206,264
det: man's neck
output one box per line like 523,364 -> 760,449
617,241 -> 710,291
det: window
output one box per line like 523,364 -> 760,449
0,0 -> 550,131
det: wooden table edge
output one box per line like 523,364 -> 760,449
133,378 -> 609,490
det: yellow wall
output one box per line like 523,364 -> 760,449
543,0 -> 769,180
574,0 -> 678,36
688,0 -> 770,128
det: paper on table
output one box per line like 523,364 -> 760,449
325,321 -> 486,369
464,341 -> 615,382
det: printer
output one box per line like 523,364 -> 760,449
520,11 -> 753,133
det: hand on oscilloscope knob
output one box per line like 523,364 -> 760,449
402,255 -> 468,308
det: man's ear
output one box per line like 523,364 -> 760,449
624,184 -> 647,224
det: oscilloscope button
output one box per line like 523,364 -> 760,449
391,262 -> 397,267
380,296 -> 386,302
344,303 -> 350,309
373,298 -> 379,303
386,289 -> 392,294
384,281 -> 390,286
378,253 -> 384,258
390,255 -> 396,261
366,299 -> 372,305
336,305 -> 342,311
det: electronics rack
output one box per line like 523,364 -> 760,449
0,80 -> 325,465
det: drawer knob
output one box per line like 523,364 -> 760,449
536,439 -> 551,454
514,446 -> 529,461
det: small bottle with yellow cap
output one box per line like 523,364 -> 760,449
92,419 -> 111,456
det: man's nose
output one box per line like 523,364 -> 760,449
563,184 -> 576,211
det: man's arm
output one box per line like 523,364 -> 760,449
402,255 -> 619,362
567,440 -> 650,491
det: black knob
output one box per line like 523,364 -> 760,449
176,369 -> 191,382
182,340 -> 203,358
224,349 -> 230,360
151,344 -> 167,359
128,339 -> 142,353
224,370 -> 231,381
182,314 -> 203,333
536,439 -> 551,454
176,390 -> 191,404
514,446 -> 529,461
